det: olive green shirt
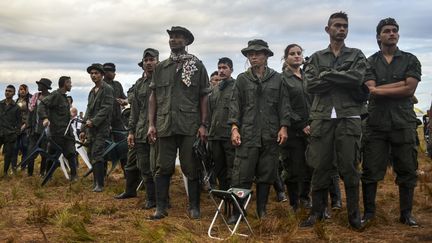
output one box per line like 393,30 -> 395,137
129,75 -> 151,143
104,79 -> 126,129
150,56 -> 210,137
83,82 -> 114,136
38,89 -> 71,136
282,69 -> 311,130
228,67 -> 291,147
0,100 -> 21,137
208,78 -> 235,140
365,48 -> 422,131
305,45 -> 367,120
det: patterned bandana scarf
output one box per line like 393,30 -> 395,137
170,52 -> 199,87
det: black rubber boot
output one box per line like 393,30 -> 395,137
329,175 -> 342,210
361,182 -> 377,224
299,180 -> 312,209
114,169 -> 140,199
300,189 -> 326,227
68,155 -> 78,182
274,174 -> 287,202
345,185 -> 363,229
286,182 -> 299,211
92,162 -> 105,192
399,186 -> 418,227
142,179 -> 156,209
187,179 -> 201,219
256,183 -> 270,219
150,175 -> 170,220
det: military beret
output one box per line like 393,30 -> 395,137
241,39 -> 274,57
166,26 -> 194,45
87,63 -> 105,74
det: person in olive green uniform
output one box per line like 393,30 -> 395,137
103,62 -> 128,173
362,18 -> 421,227
147,26 -> 210,220
38,76 -> 78,181
80,63 -> 114,192
228,39 -> 290,221
115,49 -> 159,211
26,79 -> 51,176
208,57 -> 235,191
0,85 -> 21,176
280,44 -> 313,211
301,12 -> 367,229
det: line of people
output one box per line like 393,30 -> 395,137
0,11 -> 422,231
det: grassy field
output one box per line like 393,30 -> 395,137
0,150 -> 432,242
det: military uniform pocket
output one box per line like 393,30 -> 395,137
343,118 -> 361,136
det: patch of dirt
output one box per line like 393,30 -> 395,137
1,152 -> 431,242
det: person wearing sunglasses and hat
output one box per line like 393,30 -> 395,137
80,63 -> 114,192
147,26 -> 210,220
361,18 -> 421,227
300,12 -> 367,230
227,39 -> 291,223
115,48 -> 159,211
26,78 -> 52,176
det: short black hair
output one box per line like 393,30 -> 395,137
328,11 -> 348,26
218,57 -> 233,70
58,76 -> 71,88
210,71 -> 219,77
67,95 -> 73,104
6,84 -> 15,91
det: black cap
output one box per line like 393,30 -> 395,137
36,78 -> 52,90
87,63 -> 105,74
376,17 -> 399,35
241,39 -> 274,57
166,26 -> 194,45
103,62 -> 116,72
138,48 -> 159,67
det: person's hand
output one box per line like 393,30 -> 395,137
197,125 -> 207,143
147,125 -> 157,144
303,125 -> 311,135
127,134 -> 135,148
116,98 -> 128,106
277,126 -> 288,145
42,118 -> 50,127
231,128 -> 241,146
86,120 -> 93,128
79,132 -> 86,142
20,123 -> 26,132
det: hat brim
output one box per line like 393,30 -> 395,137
241,46 -> 274,57
166,29 -> 194,45
138,61 -> 143,67
36,81 -> 52,90
87,66 -> 105,75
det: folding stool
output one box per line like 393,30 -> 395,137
208,188 -> 254,240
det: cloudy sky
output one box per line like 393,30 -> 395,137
1,0 -> 431,113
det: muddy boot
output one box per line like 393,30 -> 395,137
399,186 -> 418,227
256,183 -> 270,219
362,182 -> 377,224
187,179 -> 201,219
274,175 -> 287,202
300,189 -> 326,227
345,185 -> 363,229
114,169 -> 140,199
92,162 -> 105,192
329,175 -> 342,210
150,175 -> 170,220
142,179 -> 156,209
299,180 -> 312,209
